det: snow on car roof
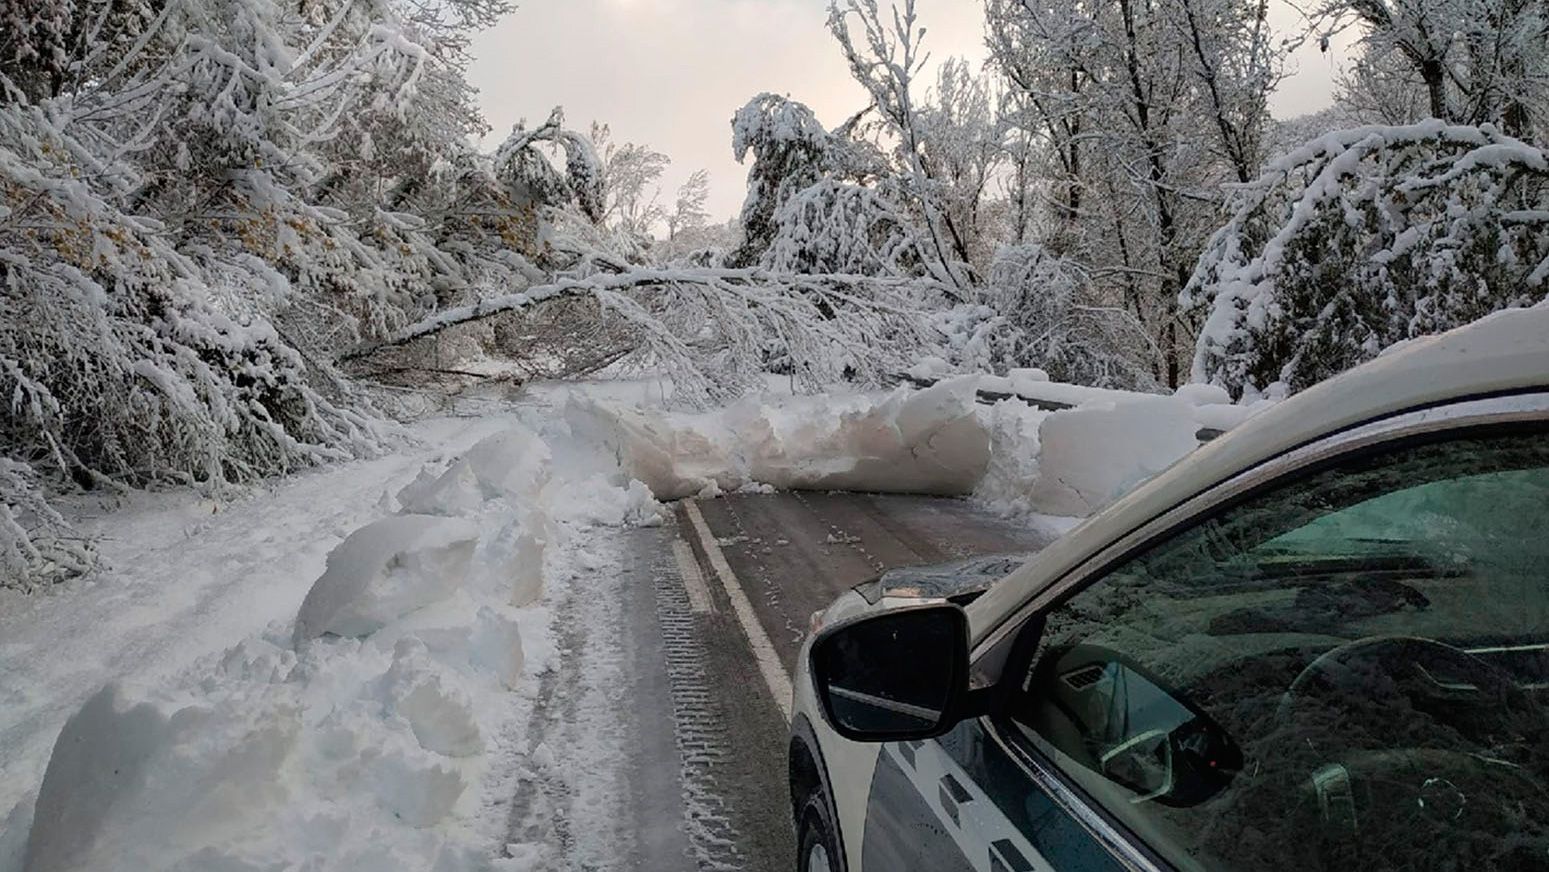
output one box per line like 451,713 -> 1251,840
969,304 -> 1549,641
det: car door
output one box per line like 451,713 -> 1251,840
859,722 -> 1132,872
988,403 -> 1549,872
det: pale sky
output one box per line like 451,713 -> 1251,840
469,0 -> 1357,223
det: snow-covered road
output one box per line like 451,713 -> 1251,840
0,413 -> 523,847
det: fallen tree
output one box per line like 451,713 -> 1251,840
340,267 -> 943,404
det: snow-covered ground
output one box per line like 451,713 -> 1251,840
0,394 -> 666,872
0,376 -> 1267,871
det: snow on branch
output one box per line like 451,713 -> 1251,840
341,267 -> 940,403
0,458 -> 93,592
1184,120 -> 1549,397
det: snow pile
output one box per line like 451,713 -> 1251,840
574,377 -> 1271,519
569,377 -> 991,499
1024,397 -> 1202,517
14,423 -> 663,872
398,428 -> 553,517
971,400 -> 1048,516
293,515 -> 480,642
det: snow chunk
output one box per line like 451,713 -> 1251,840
364,749 -> 466,828
472,511 -> 554,608
294,515 -> 479,643
396,461 -> 484,517
906,355 -> 952,381
1029,397 -> 1200,516
24,683 -> 299,872
397,427 -> 550,516
1007,368 -> 1050,393
1173,383 -> 1232,406
550,475 -> 667,528
381,639 -> 483,758
462,427 -> 551,504
972,400 -> 1049,517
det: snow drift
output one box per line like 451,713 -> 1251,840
569,377 -> 992,499
16,421 -> 661,872
573,376 -> 1267,518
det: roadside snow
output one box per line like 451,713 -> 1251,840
569,376 -> 992,498
572,377 -> 1272,519
0,373 -> 1267,872
1,407 -> 666,872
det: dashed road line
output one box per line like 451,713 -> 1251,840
681,498 -> 794,722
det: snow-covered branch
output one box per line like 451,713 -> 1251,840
341,267 -> 941,403
1184,120 -> 1549,396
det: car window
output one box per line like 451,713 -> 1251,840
1002,427 -> 1549,872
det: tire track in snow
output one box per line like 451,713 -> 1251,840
652,540 -> 747,871
502,521 -> 635,870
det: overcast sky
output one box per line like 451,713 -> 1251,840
469,0 -> 1356,223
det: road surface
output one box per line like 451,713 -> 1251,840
507,491 -> 1060,871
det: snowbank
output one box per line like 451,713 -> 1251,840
1026,397 -> 1201,517
15,422 -> 663,872
573,377 -> 1271,519
569,377 -> 991,499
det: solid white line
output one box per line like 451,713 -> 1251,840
670,539 -> 715,614
682,498 -> 794,721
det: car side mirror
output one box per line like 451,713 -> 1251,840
810,603 -> 971,742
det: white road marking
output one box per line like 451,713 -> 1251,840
670,539 -> 716,614
682,498 -> 794,721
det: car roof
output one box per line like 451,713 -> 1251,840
967,305 -> 1549,642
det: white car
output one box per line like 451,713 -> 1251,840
789,307 -> 1549,872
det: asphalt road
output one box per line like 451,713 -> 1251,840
662,492 -> 1058,872
506,491 -> 1057,871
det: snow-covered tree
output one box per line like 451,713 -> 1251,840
984,245 -> 1159,388
1,457 -> 91,591
728,93 -> 885,267
760,179 -> 928,276
828,0 -> 977,293
1184,121 -> 1549,396
984,0 -> 1282,386
0,0 -> 600,587
0,0 -> 74,104
666,169 -> 711,242
1309,0 -> 1549,141
914,58 -> 1003,273
591,123 -> 671,242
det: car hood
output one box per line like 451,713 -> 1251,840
855,553 -> 1032,606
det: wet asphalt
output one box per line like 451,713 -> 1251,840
659,492 -> 1055,872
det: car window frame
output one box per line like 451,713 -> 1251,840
968,390 -> 1549,872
